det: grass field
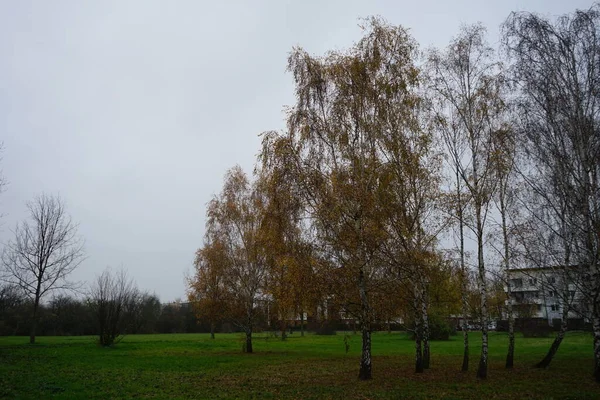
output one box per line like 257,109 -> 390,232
0,331 -> 597,399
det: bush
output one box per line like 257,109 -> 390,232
428,314 -> 453,340
407,314 -> 453,341
88,268 -> 139,346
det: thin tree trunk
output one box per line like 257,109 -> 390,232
210,321 -> 215,340
29,307 -> 38,345
461,270 -> 469,371
500,188 -> 515,368
457,168 -> 469,372
535,311 -> 567,368
536,249 -> 571,368
358,268 -> 372,380
506,299 -> 515,369
245,329 -> 253,353
300,308 -> 305,337
245,307 -> 253,353
30,290 -> 41,344
592,305 -> 600,382
476,206 -> 489,379
421,279 -> 430,369
414,284 -> 424,373
280,318 -> 287,341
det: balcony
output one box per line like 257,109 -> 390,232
506,297 -> 544,306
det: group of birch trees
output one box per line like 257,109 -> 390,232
188,4 -> 600,381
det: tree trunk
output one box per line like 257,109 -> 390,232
415,334 -> 423,373
592,307 -> 600,382
535,314 -> 567,368
245,307 -> 253,353
359,322 -> 372,380
421,279 -> 430,369
300,309 -> 305,337
210,321 -> 215,340
506,310 -> 515,369
457,167 -> 469,372
535,264 -> 570,368
358,268 -> 372,380
500,189 -> 515,369
280,319 -> 287,341
245,329 -> 253,353
462,320 -> 469,372
422,329 -> 430,369
414,285 -> 424,373
30,290 -> 41,344
476,206 -> 489,379
29,311 -> 38,345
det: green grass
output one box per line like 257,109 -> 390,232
0,331 -> 597,399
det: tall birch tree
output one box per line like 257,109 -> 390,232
428,25 -> 505,378
203,166 -> 268,353
503,4 -> 600,378
272,17 -> 426,380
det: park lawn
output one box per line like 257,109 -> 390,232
0,331 -> 597,399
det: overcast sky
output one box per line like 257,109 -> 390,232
0,0 -> 593,302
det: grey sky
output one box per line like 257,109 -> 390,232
0,0 -> 592,302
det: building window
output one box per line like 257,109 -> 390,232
529,278 -> 537,285
548,276 -> 556,284
548,290 -> 554,297
551,304 -> 560,311
510,278 -> 523,288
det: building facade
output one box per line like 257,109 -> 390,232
505,266 -> 588,324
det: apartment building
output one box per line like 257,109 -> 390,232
505,266 -> 588,324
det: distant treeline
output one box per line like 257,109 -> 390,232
0,284 -> 416,337
0,287 -> 215,336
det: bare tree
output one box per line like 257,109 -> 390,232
503,4 -> 600,378
1,194 -> 85,344
88,267 -> 138,346
428,25 -> 507,378
489,125 -> 519,369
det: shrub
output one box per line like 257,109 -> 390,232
428,314 -> 453,340
407,314 -> 453,341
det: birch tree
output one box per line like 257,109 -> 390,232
378,97 -> 444,373
204,166 -> 268,353
257,138 -> 316,338
428,25 -> 506,378
503,4 -> 600,378
432,111 -> 472,371
188,239 -> 229,339
276,17 -> 429,380
490,125 -> 518,368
